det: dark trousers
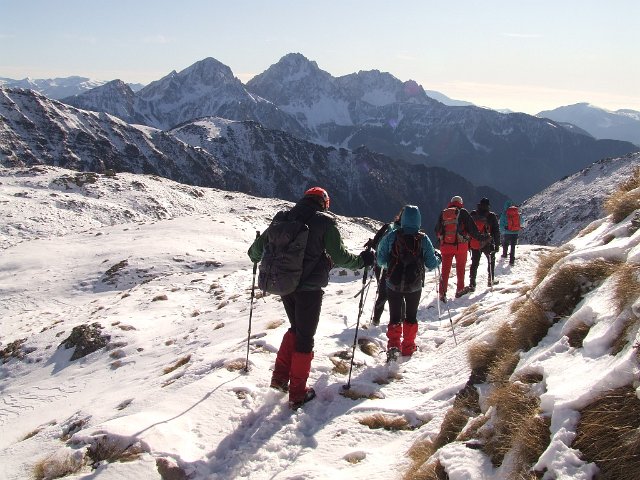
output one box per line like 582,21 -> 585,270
281,290 -> 323,353
372,266 -> 389,322
387,288 -> 421,326
502,234 -> 518,261
470,248 -> 496,286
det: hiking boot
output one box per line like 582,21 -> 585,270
439,293 -> 447,303
455,286 -> 472,298
386,347 -> 401,363
468,284 -> 476,292
371,317 -> 380,327
509,259 -> 515,266
501,254 -> 508,259
270,378 -> 289,393
488,279 -> 499,287
288,388 -> 316,410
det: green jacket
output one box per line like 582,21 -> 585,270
248,199 -> 363,290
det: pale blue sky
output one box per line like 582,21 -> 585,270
1,0 -> 638,114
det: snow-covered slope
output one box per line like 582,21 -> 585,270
521,152 -> 640,245
1,165 -> 639,480
538,103 -> 640,146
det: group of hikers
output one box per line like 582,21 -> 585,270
247,187 -> 522,410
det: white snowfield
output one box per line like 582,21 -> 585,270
0,166 -> 638,480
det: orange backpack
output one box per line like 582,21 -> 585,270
470,214 -> 491,250
441,207 -> 463,245
506,206 -> 521,231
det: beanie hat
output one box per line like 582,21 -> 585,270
479,197 -> 490,206
304,186 -> 330,210
450,196 -> 463,207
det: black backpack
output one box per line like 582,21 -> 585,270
386,230 -> 426,292
258,211 -> 309,296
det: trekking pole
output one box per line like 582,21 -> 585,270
343,263 -> 370,391
244,230 -> 260,373
437,265 -> 457,345
434,268 -> 441,320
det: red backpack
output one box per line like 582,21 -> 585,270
506,206 -> 521,231
470,213 -> 491,250
440,207 -> 464,245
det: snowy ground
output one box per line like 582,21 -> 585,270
1,166 -> 638,480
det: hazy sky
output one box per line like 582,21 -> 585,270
1,0 -> 638,114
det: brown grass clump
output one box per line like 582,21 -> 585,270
224,359 -> 246,371
403,458 -> 449,480
612,262 -> 640,314
611,315 -> 640,355
330,357 -> 349,375
535,259 -> 618,317
359,413 -> 412,431
482,383 -> 549,469
33,450 -> 84,480
266,319 -> 285,330
406,385 -> 480,475
532,247 -> 571,288
162,355 -> 191,375
574,385 -> 640,480
604,167 -> 640,223
577,221 -> 601,238
340,388 -> 383,401
358,338 -> 382,356
87,436 -> 146,465
565,322 -> 592,348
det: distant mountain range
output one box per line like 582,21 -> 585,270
0,76 -> 144,99
537,103 -> 640,146
520,152 -> 640,246
0,87 -> 505,231
55,53 -> 637,202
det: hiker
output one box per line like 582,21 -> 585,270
434,195 -> 487,301
469,197 -> 501,290
499,200 -> 522,266
247,187 -> 374,410
376,205 -> 440,359
364,208 -> 404,326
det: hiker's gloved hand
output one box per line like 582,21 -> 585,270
434,250 -> 442,262
363,238 -> 374,249
359,249 -> 375,268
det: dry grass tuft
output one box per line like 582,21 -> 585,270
574,385 -> 640,480
87,436 -> 146,465
33,450 -> 85,480
266,319 -> 285,330
612,263 -> 640,314
577,221 -> 601,238
533,247 -> 571,287
482,383 -> 548,468
604,167 -> 640,223
359,413 -> 412,431
512,300 -> 550,351
358,338 -> 382,356
611,315 -> 640,355
404,458 -> 449,480
405,384 -> 480,475
513,372 -> 544,384
340,388 -> 383,401
162,355 -> 191,375
224,359 -> 246,371
566,322 -> 592,348
330,357 -> 350,375
535,259 -> 618,317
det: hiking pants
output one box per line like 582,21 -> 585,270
372,265 -> 389,323
439,243 -> 469,294
502,234 -> 518,262
387,288 -> 421,326
470,248 -> 496,286
281,289 -> 324,353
